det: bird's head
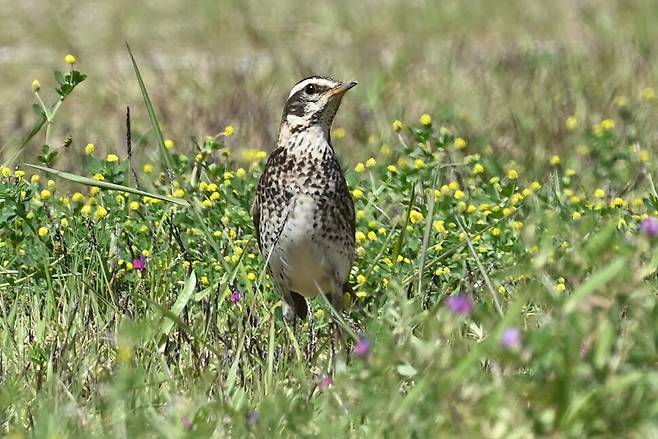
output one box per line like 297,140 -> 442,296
279,76 -> 357,140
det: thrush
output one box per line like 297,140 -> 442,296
252,76 -> 357,322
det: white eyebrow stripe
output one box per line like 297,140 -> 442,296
287,78 -> 338,99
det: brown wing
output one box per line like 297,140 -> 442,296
252,147 -> 288,251
251,196 -> 262,251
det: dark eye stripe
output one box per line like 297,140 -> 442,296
283,89 -> 306,117
282,83 -> 334,117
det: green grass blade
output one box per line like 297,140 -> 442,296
392,182 -> 415,264
564,256 -> 627,314
158,270 -> 197,347
2,114 -> 47,168
25,163 -> 189,206
125,43 -> 176,175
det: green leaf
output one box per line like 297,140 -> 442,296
54,70 -> 65,85
32,104 -> 45,118
397,363 -> 418,377
564,257 -> 627,314
24,164 -> 189,206
158,270 -> 196,345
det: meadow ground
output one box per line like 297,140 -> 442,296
2,0 -> 658,437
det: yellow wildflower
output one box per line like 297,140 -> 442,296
507,169 -> 518,180
64,54 -> 76,65
143,163 -> 153,174
453,137 -> 466,149
472,163 -> 484,174
550,155 -> 561,166
352,189 -> 364,199
433,220 -> 446,233
94,206 -> 108,220
419,114 -> 432,126
594,188 -> 605,198
611,197 -> 625,208
601,119 -> 615,131
85,143 -> 95,155
409,209 -> 424,224
106,154 -> 119,163
565,116 -> 577,131
38,227 -> 48,237
392,120 -> 403,132
355,162 -> 366,173
32,79 -> 41,92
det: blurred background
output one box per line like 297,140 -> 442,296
1,0 -> 657,168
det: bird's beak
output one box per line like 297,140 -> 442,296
325,80 -> 358,97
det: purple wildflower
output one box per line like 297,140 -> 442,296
229,289 -> 241,305
132,255 -> 146,271
446,294 -> 473,315
640,217 -> 658,238
246,411 -> 259,428
500,327 -> 521,350
318,374 -> 333,391
354,337 -> 371,358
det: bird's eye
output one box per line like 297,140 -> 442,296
304,84 -> 316,94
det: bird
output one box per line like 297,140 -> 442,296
252,75 -> 357,324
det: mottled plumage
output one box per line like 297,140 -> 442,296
252,76 -> 356,320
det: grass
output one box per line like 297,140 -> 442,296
2,1 -> 658,436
